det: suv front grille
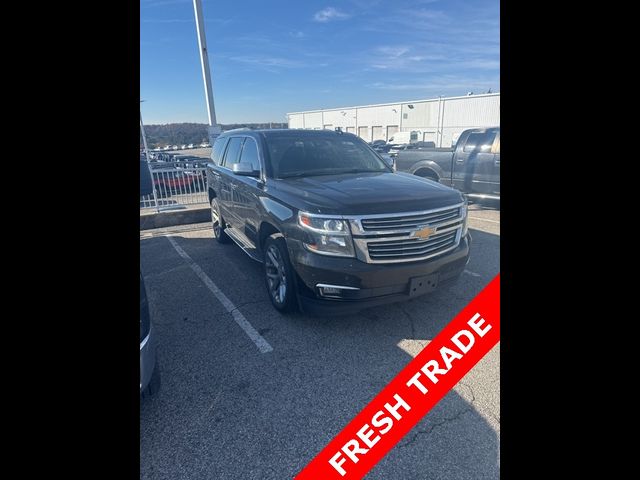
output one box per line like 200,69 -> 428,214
367,229 -> 458,261
350,203 -> 465,264
361,207 -> 461,231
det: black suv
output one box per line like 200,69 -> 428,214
206,129 -> 471,315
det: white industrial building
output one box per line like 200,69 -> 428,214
287,92 -> 500,147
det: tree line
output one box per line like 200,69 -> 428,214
141,122 -> 288,148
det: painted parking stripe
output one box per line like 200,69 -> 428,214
469,216 -> 500,224
167,236 -> 274,354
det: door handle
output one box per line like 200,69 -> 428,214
456,157 -> 465,163
494,159 -> 500,166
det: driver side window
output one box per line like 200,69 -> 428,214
239,137 -> 261,172
222,137 -> 244,168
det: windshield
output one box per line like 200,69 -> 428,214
266,135 -> 389,178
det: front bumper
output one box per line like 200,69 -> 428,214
140,324 -> 157,392
287,233 -> 471,315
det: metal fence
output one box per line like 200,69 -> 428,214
140,160 -> 210,212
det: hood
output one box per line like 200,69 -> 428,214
269,172 -> 463,215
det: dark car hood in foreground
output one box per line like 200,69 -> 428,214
269,172 -> 463,215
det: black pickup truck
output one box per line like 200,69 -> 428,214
206,129 -> 471,315
393,127 -> 500,200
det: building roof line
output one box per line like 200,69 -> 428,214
286,92 -> 500,116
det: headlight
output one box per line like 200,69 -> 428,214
298,212 -> 355,257
461,202 -> 469,236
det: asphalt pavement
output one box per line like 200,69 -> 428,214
140,201 -> 500,479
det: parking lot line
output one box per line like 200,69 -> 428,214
167,236 -> 274,354
469,216 -> 500,224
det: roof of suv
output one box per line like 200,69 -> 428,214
219,128 -> 358,139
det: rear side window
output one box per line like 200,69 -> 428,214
463,132 -> 498,153
222,137 -> 244,167
211,137 -> 229,165
239,137 -> 260,171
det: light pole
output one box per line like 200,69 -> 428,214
193,0 -> 222,145
140,100 -> 159,211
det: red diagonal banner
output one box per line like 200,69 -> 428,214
295,274 -> 500,480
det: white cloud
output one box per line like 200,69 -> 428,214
367,76 -> 499,93
377,46 -> 410,57
230,56 -> 302,68
290,31 -> 305,38
313,7 -> 350,22
142,0 -> 190,7
367,47 -> 446,71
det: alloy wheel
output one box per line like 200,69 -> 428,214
265,244 -> 287,304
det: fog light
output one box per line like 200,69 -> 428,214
320,286 -> 342,296
316,283 -> 360,299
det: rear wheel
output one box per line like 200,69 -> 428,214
264,235 -> 297,313
211,198 -> 230,243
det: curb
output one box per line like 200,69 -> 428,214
140,207 -> 211,230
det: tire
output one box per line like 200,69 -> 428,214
211,198 -> 230,243
263,235 -> 298,313
142,361 -> 161,398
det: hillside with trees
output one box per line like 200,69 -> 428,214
142,122 -> 287,148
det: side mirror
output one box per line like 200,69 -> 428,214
232,162 -> 260,177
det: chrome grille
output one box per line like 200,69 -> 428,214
350,203 -> 465,264
360,206 -> 461,231
367,230 -> 458,260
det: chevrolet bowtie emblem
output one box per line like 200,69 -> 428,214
413,225 -> 436,239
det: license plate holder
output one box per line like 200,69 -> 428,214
409,273 -> 439,297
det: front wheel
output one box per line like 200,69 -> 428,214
264,235 -> 297,313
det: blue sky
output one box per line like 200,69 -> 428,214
140,0 -> 499,124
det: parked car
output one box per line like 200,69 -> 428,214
168,155 -> 207,189
206,129 -> 470,315
152,167 -> 196,196
140,162 -> 160,397
388,130 -> 423,145
373,143 -> 397,154
393,127 -> 500,200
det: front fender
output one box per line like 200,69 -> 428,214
409,160 -> 445,179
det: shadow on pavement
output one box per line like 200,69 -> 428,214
139,228 -> 499,480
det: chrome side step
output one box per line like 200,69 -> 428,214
224,227 -> 263,263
